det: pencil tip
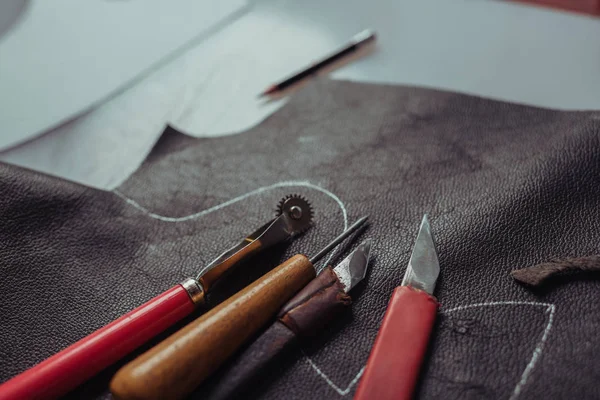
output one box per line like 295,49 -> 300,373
259,85 -> 277,98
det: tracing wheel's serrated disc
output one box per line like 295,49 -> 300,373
276,194 -> 314,235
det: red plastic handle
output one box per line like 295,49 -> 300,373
0,284 -> 195,400
354,286 -> 438,400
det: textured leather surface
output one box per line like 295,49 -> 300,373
2,79 -> 600,399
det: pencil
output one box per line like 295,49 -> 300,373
259,29 -> 376,97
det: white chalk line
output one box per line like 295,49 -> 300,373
304,355 -> 366,396
313,300 -> 556,397
113,181 -> 347,224
443,301 -> 556,400
113,180 -> 349,268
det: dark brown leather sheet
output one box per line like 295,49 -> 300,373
2,79 -> 600,399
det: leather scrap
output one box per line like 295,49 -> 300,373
512,255 -> 600,286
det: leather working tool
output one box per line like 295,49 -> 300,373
2,79 -> 600,400
204,239 -> 372,400
110,216 -> 369,400
0,195 -> 313,400
354,215 -> 440,400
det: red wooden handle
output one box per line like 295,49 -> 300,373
0,284 -> 195,400
354,286 -> 438,400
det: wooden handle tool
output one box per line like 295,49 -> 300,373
110,216 -> 368,400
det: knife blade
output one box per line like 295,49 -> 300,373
333,239 -> 371,292
354,215 -> 439,400
401,214 -> 439,293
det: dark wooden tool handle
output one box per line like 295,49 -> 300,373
203,267 -> 352,400
203,321 -> 298,400
354,286 -> 438,400
110,254 -> 315,400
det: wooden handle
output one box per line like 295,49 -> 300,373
110,254 -> 315,400
354,286 -> 438,400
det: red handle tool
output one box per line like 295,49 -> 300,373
0,282 -> 198,400
354,286 -> 438,400
0,197 -> 314,399
354,215 -> 440,400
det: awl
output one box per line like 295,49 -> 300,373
354,215 -> 440,400
110,216 -> 369,400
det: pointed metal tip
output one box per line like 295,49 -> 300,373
419,214 -> 432,239
401,214 -> 439,294
355,238 -> 372,283
309,216 -> 369,264
357,215 -> 369,225
333,238 -> 373,292
359,239 -> 372,260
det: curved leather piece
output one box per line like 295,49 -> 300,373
278,267 -> 351,337
1,79 -> 600,399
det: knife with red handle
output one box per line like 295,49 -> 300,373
354,215 -> 440,400
0,197 -> 313,400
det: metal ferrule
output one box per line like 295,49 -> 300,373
180,278 -> 205,305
